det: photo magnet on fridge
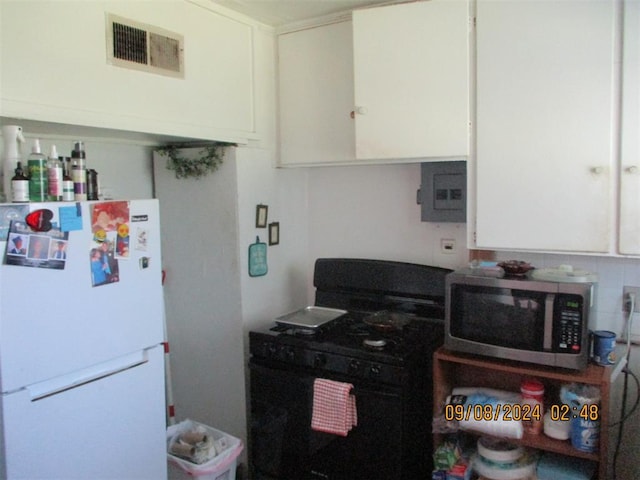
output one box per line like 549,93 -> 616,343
4,221 -> 68,270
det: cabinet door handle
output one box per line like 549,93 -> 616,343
354,106 -> 368,115
590,166 -> 604,174
625,165 -> 639,174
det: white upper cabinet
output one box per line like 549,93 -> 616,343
473,0 -> 617,253
352,0 -> 469,160
277,0 -> 470,167
278,22 -> 356,166
0,0 -> 256,144
619,0 -> 640,255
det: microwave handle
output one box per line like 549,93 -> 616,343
543,293 -> 555,350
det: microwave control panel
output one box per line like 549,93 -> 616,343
554,296 -> 584,353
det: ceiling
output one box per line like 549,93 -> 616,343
211,0 -> 403,27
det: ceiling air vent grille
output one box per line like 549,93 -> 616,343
106,14 -> 184,78
149,32 -> 181,73
113,22 -> 148,65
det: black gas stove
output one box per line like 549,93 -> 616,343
249,258 -> 452,480
250,311 -> 445,386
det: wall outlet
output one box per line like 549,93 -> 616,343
623,286 -> 640,312
441,238 -> 456,254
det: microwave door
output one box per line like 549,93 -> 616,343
543,293 -> 555,350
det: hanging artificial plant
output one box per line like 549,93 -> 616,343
157,142 -> 234,179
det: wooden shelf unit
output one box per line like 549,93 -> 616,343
433,347 -> 613,479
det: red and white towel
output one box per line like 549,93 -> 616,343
311,378 -> 357,436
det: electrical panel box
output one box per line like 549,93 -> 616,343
417,161 -> 466,222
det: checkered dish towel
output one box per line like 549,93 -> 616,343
311,378 -> 357,436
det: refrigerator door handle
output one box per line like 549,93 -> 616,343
27,349 -> 152,402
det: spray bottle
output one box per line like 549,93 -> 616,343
1,125 -> 26,202
47,145 -> 63,201
28,139 -> 48,202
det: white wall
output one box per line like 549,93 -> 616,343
235,25 -> 310,336
306,162 -> 468,297
1,0 -> 255,143
153,148 -> 245,437
237,147 -> 309,332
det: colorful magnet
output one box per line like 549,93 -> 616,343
25,209 -> 54,232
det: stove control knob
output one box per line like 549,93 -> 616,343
285,347 -> 296,362
370,364 -> 382,377
348,360 -> 362,375
313,353 -> 327,368
267,343 -> 277,357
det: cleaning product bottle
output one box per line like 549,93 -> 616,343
61,156 -> 74,201
1,125 -> 26,202
47,145 -> 63,201
71,141 -> 87,200
86,169 -> 99,200
28,139 -> 48,202
11,161 -> 29,203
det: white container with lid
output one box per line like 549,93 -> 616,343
531,265 -> 597,283
543,411 -> 571,440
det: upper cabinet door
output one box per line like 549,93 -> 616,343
620,0 -> 640,255
474,0 -> 616,253
352,0 -> 469,160
278,22 -> 356,166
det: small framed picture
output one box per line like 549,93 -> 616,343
268,222 -> 280,246
256,204 -> 268,228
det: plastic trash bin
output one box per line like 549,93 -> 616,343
167,419 -> 243,480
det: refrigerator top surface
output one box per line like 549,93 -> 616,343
0,199 -> 165,392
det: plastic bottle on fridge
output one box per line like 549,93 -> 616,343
47,145 -> 63,201
86,169 -> 99,200
61,156 -> 74,201
11,161 -> 29,203
1,125 -> 26,202
71,141 -> 87,200
27,139 -> 48,202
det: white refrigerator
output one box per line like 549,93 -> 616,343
0,199 -> 167,479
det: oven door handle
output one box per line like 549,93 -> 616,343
351,386 -> 401,400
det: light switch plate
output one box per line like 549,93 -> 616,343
441,239 -> 455,254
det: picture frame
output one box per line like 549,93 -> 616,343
268,222 -> 280,246
255,204 -> 268,228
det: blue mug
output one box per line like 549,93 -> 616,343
591,330 -> 616,366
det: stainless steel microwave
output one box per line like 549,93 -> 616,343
445,269 -> 596,370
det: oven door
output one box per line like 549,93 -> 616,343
249,362 -> 408,480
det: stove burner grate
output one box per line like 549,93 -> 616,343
363,338 -> 387,349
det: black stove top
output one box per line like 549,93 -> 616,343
249,258 -> 451,385
256,311 -> 443,359
249,312 -> 444,385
